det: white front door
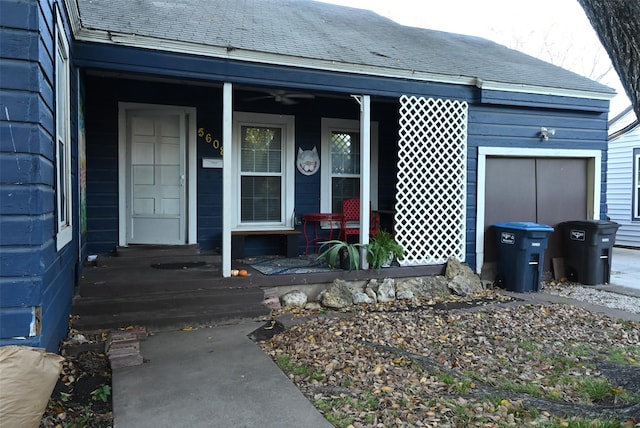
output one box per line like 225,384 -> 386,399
126,109 -> 186,244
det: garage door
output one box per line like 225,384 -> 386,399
483,157 -> 588,272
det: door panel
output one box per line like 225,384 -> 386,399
484,158 -> 536,264
536,158 -> 587,262
127,112 -> 185,244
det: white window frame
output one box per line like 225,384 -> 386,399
55,7 -> 72,250
634,148 -> 640,221
232,112 -> 295,230
320,118 -> 378,215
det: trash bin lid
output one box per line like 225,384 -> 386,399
561,220 -> 619,230
492,222 -> 554,232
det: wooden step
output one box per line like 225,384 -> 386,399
71,288 -> 269,332
72,302 -> 270,332
73,287 -> 265,315
115,244 -> 203,257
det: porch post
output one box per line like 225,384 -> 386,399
222,83 -> 233,277
360,95 -> 371,268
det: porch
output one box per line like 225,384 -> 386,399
72,245 -> 443,332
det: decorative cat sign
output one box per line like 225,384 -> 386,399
297,146 -> 320,176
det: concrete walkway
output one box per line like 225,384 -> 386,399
601,246 -> 640,294
112,319 -> 333,428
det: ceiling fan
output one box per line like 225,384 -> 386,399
244,89 -> 315,105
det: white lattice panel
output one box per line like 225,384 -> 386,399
395,96 -> 468,265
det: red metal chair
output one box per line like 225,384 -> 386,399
339,198 -> 380,241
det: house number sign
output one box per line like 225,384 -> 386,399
198,127 -> 223,156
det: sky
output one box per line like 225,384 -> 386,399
318,0 -> 629,117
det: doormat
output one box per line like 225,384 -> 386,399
151,261 -> 207,270
244,255 -> 332,275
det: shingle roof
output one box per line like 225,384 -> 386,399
73,0 -> 614,96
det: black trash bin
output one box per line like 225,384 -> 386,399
492,222 -> 554,292
560,220 -> 619,285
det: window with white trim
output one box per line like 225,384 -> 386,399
634,148 -> 640,220
233,112 -> 295,228
55,8 -> 72,250
320,118 -> 378,214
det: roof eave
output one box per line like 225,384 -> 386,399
68,22 -> 615,102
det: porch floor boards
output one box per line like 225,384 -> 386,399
72,245 -> 444,332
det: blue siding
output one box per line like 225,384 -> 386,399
0,0 -> 78,352
480,89 -> 609,113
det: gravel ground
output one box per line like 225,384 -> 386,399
262,290 -> 640,427
542,283 -> 640,314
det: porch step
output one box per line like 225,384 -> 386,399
115,244 -> 202,258
71,287 -> 269,332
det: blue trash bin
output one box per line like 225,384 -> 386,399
492,222 -> 554,293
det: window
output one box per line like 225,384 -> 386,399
233,113 -> 294,228
634,148 -> 640,220
55,8 -> 72,250
320,118 -> 378,214
329,130 -> 360,212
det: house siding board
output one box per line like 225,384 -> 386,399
0,153 -> 54,185
197,168 -> 223,251
0,27 -> 40,62
480,89 -> 609,113
0,59 -> 41,92
0,307 -> 35,337
0,123 -> 54,158
0,0 -> 40,29
0,214 -> 51,246
607,127 -> 640,247
0,0 -> 78,351
0,277 -> 42,307
1,91 -> 54,131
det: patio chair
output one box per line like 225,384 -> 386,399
339,198 -> 380,241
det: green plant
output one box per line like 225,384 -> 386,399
579,378 -> 613,403
366,230 -> 404,270
91,384 -> 112,403
317,240 -> 364,270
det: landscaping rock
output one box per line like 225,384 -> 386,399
281,290 -> 308,308
321,280 -> 354,308
304,302 -> 322,311
396,289 -> 415,300
395,276 -> 450,298
445,258 -> 484,296
377,278 -> 396,303
352,290 -> 375,304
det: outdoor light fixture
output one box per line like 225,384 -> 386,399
540,127 -> 556,141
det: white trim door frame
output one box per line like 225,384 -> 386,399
475,147 -> 601,273
118,102 -> 197,246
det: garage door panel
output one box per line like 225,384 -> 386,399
484,158 -> 536,263
536,158 -> 588,263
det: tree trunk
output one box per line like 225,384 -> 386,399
577,0 -> 640,120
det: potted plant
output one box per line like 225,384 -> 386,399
317,240 -> 364,271
366,230 -> 404,270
